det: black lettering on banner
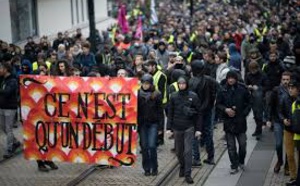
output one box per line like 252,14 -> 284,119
35,120 -> 47,150
47,121 -> 58,148
117,93 -> 131,120
70,122 -> 79,148
106,94 -> 116,119
61,122 -> 70,148
116,123 -> 125,154
93,93 -> 106,119
44,93 -> 56,117
125,123 -> 136,155
82,122 -> 92,149
104,123 -> 113,150
77,93 -> 89,119
58,93 -> 70,117
92,122 -> 102,151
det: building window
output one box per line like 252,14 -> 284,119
10,0 -> 37,43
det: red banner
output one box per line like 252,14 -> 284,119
20,75 -> 138,166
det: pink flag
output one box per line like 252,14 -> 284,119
117,4 -> 129,34
134,16 -> 143,40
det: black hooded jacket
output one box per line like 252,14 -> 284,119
0,74 -> 18,109
167,79 -> 202,132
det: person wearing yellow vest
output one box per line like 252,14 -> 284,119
32,53 -> 51,72
254,24 -> 268,43
289,80 -> 300,186
280,79 -> 300,186
146,59 -> 167,146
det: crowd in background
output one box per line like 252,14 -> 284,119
1,0 -> 300,185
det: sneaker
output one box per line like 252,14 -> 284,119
179,168 -> 184,177
230,168 -> 239,175
273,161 -> 282,173
3,152 -> 13,159
203,159 -> 215,165
256,135 -> 261,140
144,171 -> 151,176
44,161 -> 58,170
192,161 -> 202,167
12,141 -> 21,154
252,131 -> 261,137
185,176 -> 194,184
239,164 -> 245,171
286,179 -> 296,186
38,164 -> 50,172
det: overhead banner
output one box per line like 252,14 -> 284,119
20,75 -> 138,166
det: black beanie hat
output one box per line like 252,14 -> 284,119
226,70 -> 238,80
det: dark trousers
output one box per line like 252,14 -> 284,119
226,132 -> 247,169
174,127 -> 194,177
251,89 -> 264,134
274,122 -> 284,163
199,110 -> 215,160
139,123 -> 158,172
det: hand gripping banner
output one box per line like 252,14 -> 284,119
20,75 -> 138,166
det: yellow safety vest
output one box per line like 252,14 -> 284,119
187,52 -> 193,63
254,27 -> 268,42
168,35 -> 175,44
262,63 -> 267,71
190,33 -> 196,42
170,82 -> 179,93
32,61 -> 51,71
153,70 -> 167,104
293,101 -> 300,140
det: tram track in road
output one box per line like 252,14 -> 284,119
66,165 -> 110,186
155,161 -> 180,186
0,149 -> 23,164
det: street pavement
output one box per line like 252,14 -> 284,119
0,114 -> 292,186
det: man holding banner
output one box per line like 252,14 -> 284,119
0,62 -> 21,159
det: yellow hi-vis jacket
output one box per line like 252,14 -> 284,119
293,100 -> 300,140
254,27 -> 268,42
153,70 -> 167,104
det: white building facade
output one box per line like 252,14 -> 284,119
0,0 -> 111,44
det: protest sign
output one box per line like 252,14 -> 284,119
20,75 -> 138,166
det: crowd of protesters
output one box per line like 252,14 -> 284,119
1,0 -> 300,184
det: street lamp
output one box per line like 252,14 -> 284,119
87,0 -> 97,53
190,0 -> 193,30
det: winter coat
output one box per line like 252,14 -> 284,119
262,60 -> 285,91
138,87 -> 163,126
189,75 -> 218,112
0,74 -> 18,109
245,70 -> 269,93
216,82 -> 251,133
167,90 -> 202,132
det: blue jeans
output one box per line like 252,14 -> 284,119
274,122 -> 284,163
193,109 -> 215,161
139,123 -> 158,172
